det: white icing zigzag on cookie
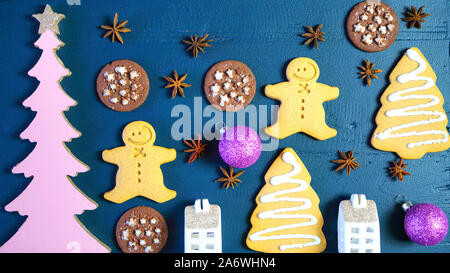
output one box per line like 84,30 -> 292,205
374,48 -> 449,148
247,152 -> 321,251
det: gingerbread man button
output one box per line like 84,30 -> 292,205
102,121 -> 176,203
265,58 -> 339,140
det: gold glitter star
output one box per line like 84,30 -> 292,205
32,5 -> 65,35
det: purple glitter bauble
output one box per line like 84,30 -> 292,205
404,203 -> 448,246
219,126 -> 262,168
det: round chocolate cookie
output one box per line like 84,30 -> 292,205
115,206 -> 168,253
96,60 -> 149,112
204,60 -> 256,112
346,0 -> 399,52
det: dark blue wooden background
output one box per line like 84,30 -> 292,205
0,0 -> 449,253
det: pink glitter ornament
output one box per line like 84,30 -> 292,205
219,126 -> 261,168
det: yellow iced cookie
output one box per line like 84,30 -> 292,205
372,47 -> 450,159
246,148 -> 326,253
103,121 -> 176,203
265,58 -> 339,140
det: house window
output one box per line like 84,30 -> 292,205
191,244 -> 199,251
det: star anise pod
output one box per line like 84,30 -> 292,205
389,158 -> 411,182
183,135 -> 207,163
182,34 -> 213,58
215,166 -> 245,190
359,59 -> 382,87
301,24 -> 325,49
163,70 -> 192,99
101,13 -> 131,44
402,6 -> 430,29
332,150 -> 360,176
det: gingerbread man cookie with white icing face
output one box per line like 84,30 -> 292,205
102,121 -> 176,203
265,58 -> 339,140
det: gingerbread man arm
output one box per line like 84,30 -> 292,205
316,83 -> 339,101
153,146 -> 177,164
265,82 -> 292,100
102,147 -> 125,165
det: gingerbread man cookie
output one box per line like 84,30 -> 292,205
103,121 -> 176,203
265,58 -> 339,140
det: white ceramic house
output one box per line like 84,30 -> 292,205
338,194 -> 380,253
184,199 -> 222,253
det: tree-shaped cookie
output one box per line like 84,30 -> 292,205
265,58 -> 339,140
246,148 -> 326,253
1,5 -> 109,252
103,121 -> 177,203
372,47 -> 450,159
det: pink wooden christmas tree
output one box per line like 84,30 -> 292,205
0,5 -> 109,253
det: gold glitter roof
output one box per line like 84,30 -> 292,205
185,205 -> 221,229
340,199 -> 379,223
